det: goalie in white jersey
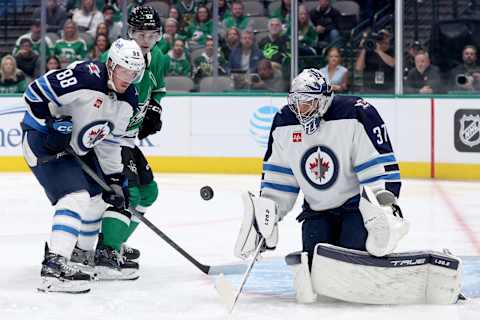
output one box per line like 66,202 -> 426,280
20,38 -> 145,294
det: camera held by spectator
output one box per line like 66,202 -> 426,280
456,74 -> 474,86
363,32 -> 386,52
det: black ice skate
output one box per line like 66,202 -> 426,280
71,246 -> 97,279
121,243 -> 140,260
38,243 -> 91,294
95,244 -> 139,281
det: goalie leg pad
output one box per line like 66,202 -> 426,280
311,243 -> 462,305
285,251 -> 317,303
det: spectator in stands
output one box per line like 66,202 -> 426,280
229,30 -> 263,73
355,29 -> 395,93
223,1 -> 252,32
404,40 -> 424,76
169,6 -> 187,34
103,5 -> 123,43
270,0 -> 291,26
46,55 -> 61,72
258,18 -> 290,68
176,0 -> 198,30
193,37 -> 227,84
157,18 -> 185,54
220,27 -> 240,61
185,6 -> 213,48
96,22 -> 109,37
309,0 -> 341,48
14,38 -> 40,79
319,47 -> 348,92
72,0 -> 104,39
33,0 -> 68,33
405,51 -> 441,94
0,55 -> 27,94
250,59 -> 287,92
54,19 -> 88,68
287,4 -> 317,56
13,20 -> 54,58
217,0 -> 232,20
167,39 -> 192,77
89,34 -> 109,60
449,45 -> 480,92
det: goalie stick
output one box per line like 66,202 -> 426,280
59,147 -> 246,276
215,237 -> 265,312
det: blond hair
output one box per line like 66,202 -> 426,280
0,55 -> 19,82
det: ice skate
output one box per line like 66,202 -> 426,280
95,244 -> 139,281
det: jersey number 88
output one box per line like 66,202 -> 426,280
56,69 -> 78,88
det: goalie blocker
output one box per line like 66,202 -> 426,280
286,244 -> 462,305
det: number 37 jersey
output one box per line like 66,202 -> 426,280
21,60 -> 138,175
260,95 -> 401,219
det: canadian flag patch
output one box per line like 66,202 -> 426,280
292,131 -> 302,142
93,98 -> 103,108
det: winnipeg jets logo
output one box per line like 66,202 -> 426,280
459,114 -> 480,147
87,63 -> 101,78
301,145 -> 338,190
77,121 -> 114,151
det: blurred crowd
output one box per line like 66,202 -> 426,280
2,0 -> 478,94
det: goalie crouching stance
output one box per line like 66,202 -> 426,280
234,69 -> 462,305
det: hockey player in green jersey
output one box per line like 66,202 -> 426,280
72,5 -> 167,280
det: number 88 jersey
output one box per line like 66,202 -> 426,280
22,60 -> 139,175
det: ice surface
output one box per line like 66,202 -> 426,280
0,173 -> 479,320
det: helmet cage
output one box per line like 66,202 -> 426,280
288,90 -> 332,135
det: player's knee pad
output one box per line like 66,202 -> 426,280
55,190 -> 91,218
285,251 -> 317,303
128,186 -> 141,209
53,191 -> 91,240
139,180 -> 158,208
83,194 -> 108,222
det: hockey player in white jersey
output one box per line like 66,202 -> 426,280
233,69 -> 422,303
20,38 -> 145,293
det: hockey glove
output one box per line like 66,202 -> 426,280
102,173 -> 129,209
44,116 -> 73,153
138,100 -> 162,140
234,192 -> 279,259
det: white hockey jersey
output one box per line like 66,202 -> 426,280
21,61 -> 138,175
261,95 -> 401,220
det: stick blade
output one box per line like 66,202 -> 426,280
208,263 -> 247,275
214,273 -> 236,312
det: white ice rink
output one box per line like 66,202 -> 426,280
1,173 -> 479,320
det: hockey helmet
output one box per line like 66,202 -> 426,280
128,6 -> 162,53
107,38 -> 145,91
288,69 -> 334,135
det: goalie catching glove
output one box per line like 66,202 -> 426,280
359,186 -> 410,257
234,192 -> 279,259
138,100 -> 162,140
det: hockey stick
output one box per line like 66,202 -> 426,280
64,148 -> 246,276
215,237 -> 265,313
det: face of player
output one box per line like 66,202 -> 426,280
112,64 -> 141,93
297,99 -> 319,118
131,30 -> 161,55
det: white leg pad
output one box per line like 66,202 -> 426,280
285,251 -> 317,303
77,194 -> 108,251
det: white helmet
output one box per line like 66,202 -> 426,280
288,68 -> 334,135
107,38 -> 145,91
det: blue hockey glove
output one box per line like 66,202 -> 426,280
102,173 -> 129,209
44,116 -> 73,153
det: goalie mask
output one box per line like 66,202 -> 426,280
128,5 -> 162,54
288,69 -> 334,135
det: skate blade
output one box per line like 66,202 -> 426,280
70,262 -> 99,280
94,266 -> 140,281
38,277 -> 91,294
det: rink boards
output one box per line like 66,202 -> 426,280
0,94 -> 479,180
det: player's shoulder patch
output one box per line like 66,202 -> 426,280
71,60 -> 109,94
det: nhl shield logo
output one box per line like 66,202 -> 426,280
300,145 -> 339,190
459,114 -> 480,147
454,109 -> 480,152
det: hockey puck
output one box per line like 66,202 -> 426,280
200,186 -> 214,201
